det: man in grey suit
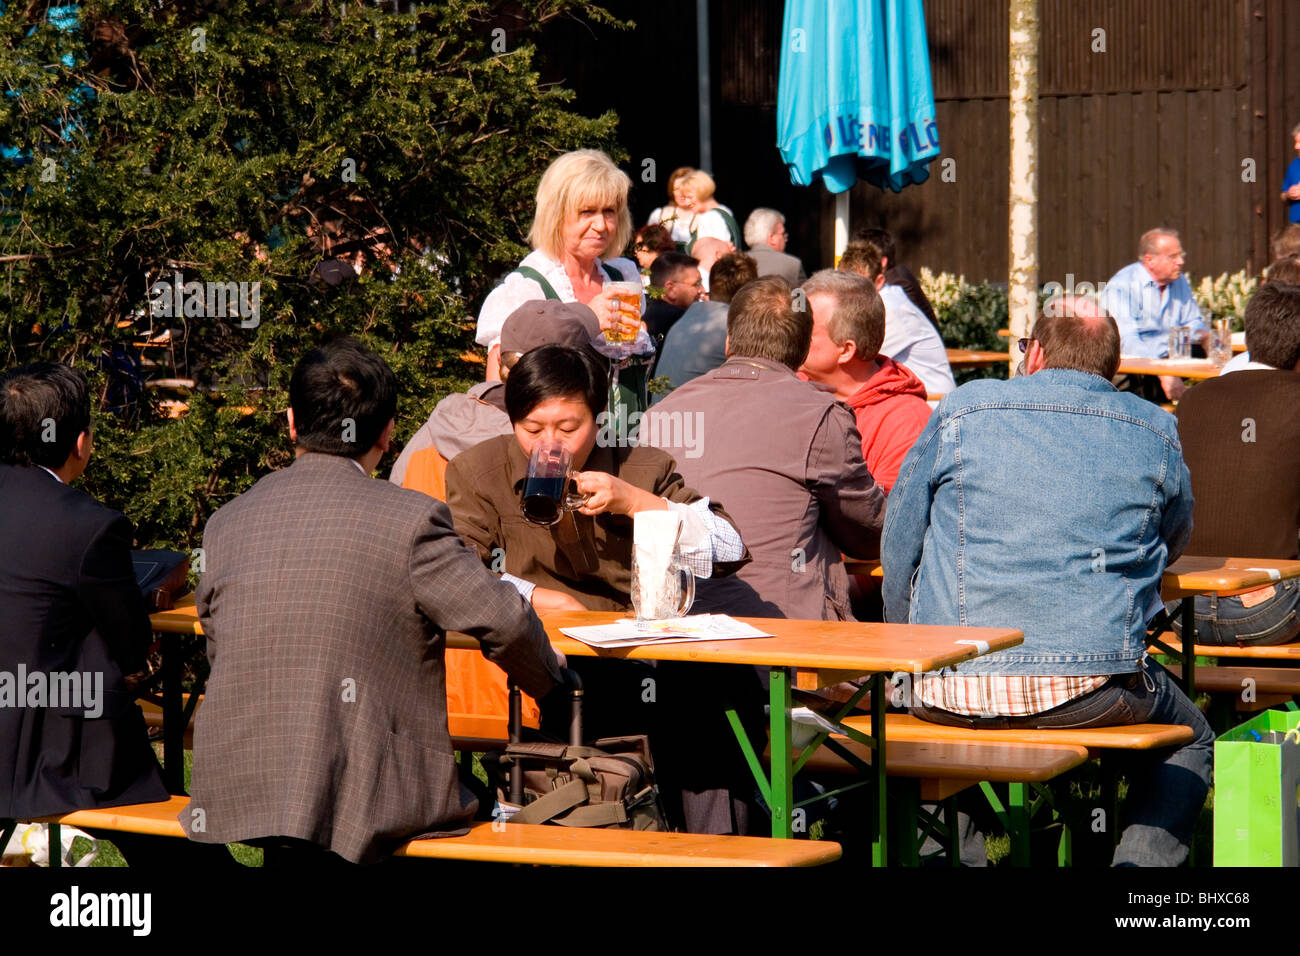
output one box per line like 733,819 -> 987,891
743,208 -> 807,286
181,338 -> 562,864
646,277 -> 885,621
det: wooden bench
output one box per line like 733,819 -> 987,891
1148,637 -> 1300,661
847,713 -> 1195,754
14,797 -> 840,868
773,737 -> 1090,866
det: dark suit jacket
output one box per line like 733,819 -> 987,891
182,453 -> 561,863
0,464 -> 168,817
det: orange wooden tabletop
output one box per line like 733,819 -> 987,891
945,348 -> 1010,368
151,597 -> 1022,675
1116,356 -> 1224,379
844,555 -> 1300,603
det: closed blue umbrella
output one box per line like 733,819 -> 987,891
777,0 -> 940,195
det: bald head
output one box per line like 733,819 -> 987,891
692,237 -> 734,273
1031,295 -> 1121,380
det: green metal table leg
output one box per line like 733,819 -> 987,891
768,667 -> 793,839
1008,782 -> 1030,867
871,672 -> 887,866
943,797 -> 961,867
895,780 -> 921,867
1180,597 -> 1196,699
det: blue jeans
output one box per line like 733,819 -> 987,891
913,658 -> 1215,867
1169,579 -> 1300,646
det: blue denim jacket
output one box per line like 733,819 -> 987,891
881,369 -> 1194,676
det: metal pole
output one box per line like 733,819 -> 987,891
697,0 -> 712,172
1008,0 -> 1039,372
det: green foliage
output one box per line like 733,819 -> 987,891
0,1 -> 624,547
919,268 -> 1010,382
1191,269 -> 1258,331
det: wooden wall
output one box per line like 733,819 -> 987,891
534,0 -> 1300,283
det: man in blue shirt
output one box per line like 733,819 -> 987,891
1102,228 -> 1207,400
1280,123 -> 1300,224
883,296 -> 1213,867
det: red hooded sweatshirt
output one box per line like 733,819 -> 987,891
844,357 -> 933,492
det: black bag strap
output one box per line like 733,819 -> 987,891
600,261 -> 621,282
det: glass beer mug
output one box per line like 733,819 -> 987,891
630,546 -> 695,622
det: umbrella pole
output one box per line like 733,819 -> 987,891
834,192 -> 850,265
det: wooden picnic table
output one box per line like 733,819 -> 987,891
1116,356 -> 1224,380
945,348 -> 1009,369
149,597 -> 1022,863
998,328 -> 1247,354
843,555 -> 1300,698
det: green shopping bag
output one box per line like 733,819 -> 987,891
1213,709 -> 1300,867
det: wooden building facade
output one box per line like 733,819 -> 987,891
537,0 -> 1300,283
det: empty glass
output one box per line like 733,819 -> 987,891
630,547 -> 695,622
1209,320 -> 1233,366
1167,326 -> 1192,360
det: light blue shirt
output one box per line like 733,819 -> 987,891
1102,262 -> 1206,358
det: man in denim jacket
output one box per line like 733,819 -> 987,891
882,297 -> 1214,867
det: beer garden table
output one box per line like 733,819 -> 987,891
150,598 -> 1022,864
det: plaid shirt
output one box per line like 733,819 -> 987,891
915,672 -> 1111,717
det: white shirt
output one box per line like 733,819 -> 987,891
1219,352 -> 1274,375
476,250 -> 640,349
646,207 -> 730,246
878,284 -> 957,396
39,465 -> 63,483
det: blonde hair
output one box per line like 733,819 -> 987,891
528,150 -> 633,261
681,169 -> 717,203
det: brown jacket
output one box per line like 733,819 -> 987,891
446,436 -> 748,610
182,454 -> 561,863
647,356 -> 885,620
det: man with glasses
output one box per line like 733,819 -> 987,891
1102,227 -> 1208,400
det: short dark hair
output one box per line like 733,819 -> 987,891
851,226 -> 896,265
1032,300 -> 1121,379
288,337 -> 397,458
726,276 -> 811,370
708,253 -> 759,304
1244,281 -> 1300,370
0,363 -> 91,468
505,344 -> 609,423
838,240 -> 885,282
650,251 -> 698,288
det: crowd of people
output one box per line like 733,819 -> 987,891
4,147 -> 1299,869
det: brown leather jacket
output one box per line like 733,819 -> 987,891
445,435 -> 749,611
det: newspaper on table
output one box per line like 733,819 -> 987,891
559,614 -> 773,649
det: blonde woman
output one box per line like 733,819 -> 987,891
478,150 -> 642,381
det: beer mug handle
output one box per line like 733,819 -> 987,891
673,559 -> 695,617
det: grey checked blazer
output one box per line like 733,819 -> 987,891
180,453 -> 561,863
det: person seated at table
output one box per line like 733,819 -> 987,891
838,240 -> 956,397
1218,257 -> 1300,375
644,251 -> 703,350
476,149 -> 642,381
183,338 -> 562,864
851,225 -> 939,332
1102,227 -> 1209,402
0,363 -> 183,863
646,276 -> 886,621
883,296 -> 1214,867
653,252 -> 758,395
444,344 -> 757,834
389,300 -> 602,488
1176,280 -> 1300,645
797,269 -> 932,493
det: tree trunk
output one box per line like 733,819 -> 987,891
1008,0 -> 1039,374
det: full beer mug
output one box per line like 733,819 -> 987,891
521,440 -> 590,526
